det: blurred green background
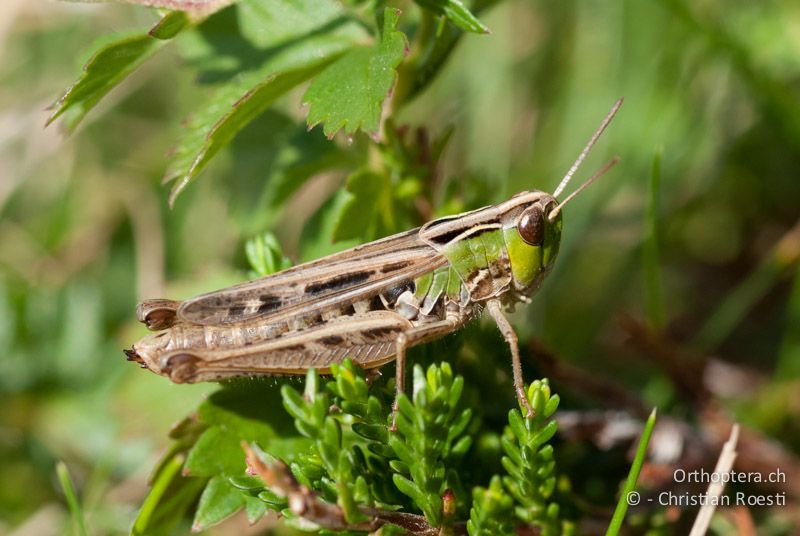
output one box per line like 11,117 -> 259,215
1,0 -> 798,534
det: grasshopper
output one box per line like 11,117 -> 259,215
126,99 -> 622,421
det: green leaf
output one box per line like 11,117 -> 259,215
48,11 -> 190,131
304,8 -> 408,138
415,0 -> 489,34
164,0 -> 369,203
179,382 -> 310,528
392,474 -> 425,506
197,383 -> 296,436
192,475 -> 246,532
530,421 -> 558,449
228,475 -> 266,491
282,385 -> 311,424
132,452 -> 208,536
244,495 -> 268,524
333,169 -> 388,241
150,11 -> 192,39
544,395 -> 560,418
258,487 -> 288,508
507,409 -> 526,440
468,476 -> 515,536
352,422 -> 387,442
56,462 -> 88,536
184,427 -> 247,478
605,409 -> 657,536
451,435 -> 472,457
166,63 -> 332,205
245,233 -> 292,277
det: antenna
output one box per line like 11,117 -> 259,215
552,97 -> 623,199
548,156 -> 619,222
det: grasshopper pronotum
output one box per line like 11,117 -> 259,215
126,99 -> 622,421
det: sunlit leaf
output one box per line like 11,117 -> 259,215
304,8 -> 408,138
245,233 -> 292,277
47,11 -> 190,131
166,63 -> 332,205
163,0 -> 368,204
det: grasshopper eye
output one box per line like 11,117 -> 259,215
518,205 -> 545,246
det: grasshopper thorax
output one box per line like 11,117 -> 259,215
419,190 -> 562,305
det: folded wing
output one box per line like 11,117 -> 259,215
175,228 -> 445,326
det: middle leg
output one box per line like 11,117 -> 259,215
389,313 -> 464,431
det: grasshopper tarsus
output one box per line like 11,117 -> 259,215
363,368 -> 383,387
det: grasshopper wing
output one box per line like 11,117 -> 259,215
175,228 -> 446,326
154,311 -> 413,382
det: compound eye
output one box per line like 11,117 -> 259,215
518,205 -> 545,246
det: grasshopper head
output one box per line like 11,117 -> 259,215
500,191 -> 562,296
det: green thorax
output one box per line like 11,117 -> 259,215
413,210 -> 563,308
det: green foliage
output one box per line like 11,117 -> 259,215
333,169 -> 388,241
281,368 -> 362,523
130,357 -> 576,534
131,448 -> 207,536
245,232 -> 293,277
390,363 -> 472,526
606,409 -> 657,536
413,0 -> 489,34
304,9 -> 408,138
46,0 -> 485,208
282,362 -> 563,533
166,63 -> 334,205
161,0 -> 369,203
132,382 -> 307,533
500,380 -> 570,535
467,476 -> 514,536
56,462 -> 88,536
47,11 -> 190,131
